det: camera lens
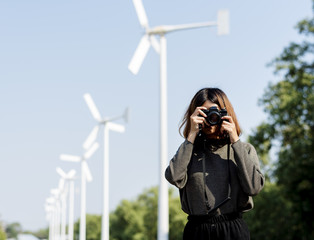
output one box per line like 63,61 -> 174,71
207,112 -> 220,125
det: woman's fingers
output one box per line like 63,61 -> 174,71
191,116 -> 205,126
222,115 -> 233,123
221,117 -> 235,134
189,107 -> 209,134
221,117 -> 239,143
191,106 -> 207,118
190,115 -> 206,131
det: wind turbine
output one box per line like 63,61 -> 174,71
57,178 -> 67,240
45,198 -> 56,240
128,1 -> 229,240
51,188 -> 61,240
82,93 -> 128,240
60,141 -> 99,240
56,168 -> 76,240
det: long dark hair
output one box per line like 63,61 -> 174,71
179,88 -> 241,138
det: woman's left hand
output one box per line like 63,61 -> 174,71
220,116 -> 239,144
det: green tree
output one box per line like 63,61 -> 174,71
33,228 -> 49,240
0,230 -> 6,240
110,186 -> 187,240
110,198 -> 146,240
74,214 -> 101,240
244,181 -> 295,240
5,223 -> 22,240
248,3 -> 314,239
0,221 -> 6,240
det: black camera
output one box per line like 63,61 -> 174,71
203,107 -> 228,126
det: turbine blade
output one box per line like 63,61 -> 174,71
82,161 -> 93,182
51,188 -> 59,196
56,167 -> 67,178
128,35 -> 151,75
46,197 -> 55,204
217,10 -> 229,35
60,154 -> 81,162
123,107 -> 130,123
83,125 -> 100,150
156,22 -> 216,34
67,169 -> 76,178
150,35 -> 160,54
83,93 -> 102,122
84,142 -> 99,159
107,122 -> 125,133
133,0 -> 149,29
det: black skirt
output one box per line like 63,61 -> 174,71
183,212 -> 250,240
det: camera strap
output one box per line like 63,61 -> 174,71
199,127 -> 231,215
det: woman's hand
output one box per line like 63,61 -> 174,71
221,116 -> 239,143
187,106 -> 208,144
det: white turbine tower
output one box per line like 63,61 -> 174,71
56,168 -> 76,240
82,93 -> 128,240
60,141 -> 99,240
45,198 -> 56,240
57,178 -> 67,240
51,188 -> 61,240
44,204 -> 53,240
128,1 -> 229,240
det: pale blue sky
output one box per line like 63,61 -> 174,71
0,0 -> 312,231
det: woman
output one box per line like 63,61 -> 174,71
165,88 -> 264,240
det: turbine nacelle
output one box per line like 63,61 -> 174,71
56,167 -> 76,181
83,93 -> 128,150
60,142 -> 99,183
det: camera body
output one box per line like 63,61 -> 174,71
203,106 -> 228,126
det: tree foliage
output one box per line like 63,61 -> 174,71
244,181 -> 295,240
4,223 -> 22,240
248,3 -> 314,239
110,186 -> 187,240
74,215 -> 101,240
0,221 -> 6,240
0,231 -> 6,240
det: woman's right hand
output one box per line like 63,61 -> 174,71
187,106 -> 208,144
